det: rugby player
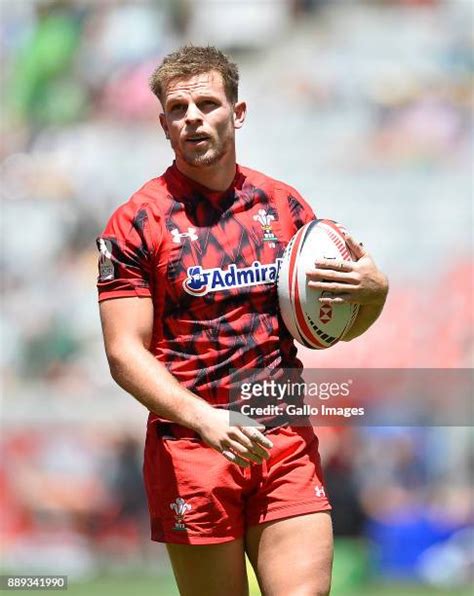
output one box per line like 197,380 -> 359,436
97,46 -> 388,596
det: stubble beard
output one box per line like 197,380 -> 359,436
186,152 -> 222,167
180,120 -> 234,168
182,137 -> 227,168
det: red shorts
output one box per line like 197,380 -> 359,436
143,423 -> 331,544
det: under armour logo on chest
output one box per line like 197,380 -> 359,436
171,227 -> 199,244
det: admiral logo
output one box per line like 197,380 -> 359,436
183,259 -> 283,296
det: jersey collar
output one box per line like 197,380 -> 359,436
164,162 -> 245,208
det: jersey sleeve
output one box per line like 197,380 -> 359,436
287,188 -> 316,230
96,201 -> 161,302
274,182 -> 316,235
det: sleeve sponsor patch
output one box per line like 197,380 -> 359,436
97,237 -> 115,281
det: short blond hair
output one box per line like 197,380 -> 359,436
149,45 -> 239,105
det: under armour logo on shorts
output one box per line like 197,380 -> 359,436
314,486 -> 326,498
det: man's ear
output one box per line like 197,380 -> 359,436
233,101 -> 247,129
159,113 -> 170,139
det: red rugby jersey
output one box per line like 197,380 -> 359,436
97,163 -> 315,423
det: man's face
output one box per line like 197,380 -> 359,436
159,71 -> 245,168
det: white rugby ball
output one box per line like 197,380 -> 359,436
277,219 -> 359,349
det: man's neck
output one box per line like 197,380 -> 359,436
175,155 -> 237,192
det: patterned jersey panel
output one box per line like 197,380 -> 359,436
97,182 -> 163,301
97,164 -> 316,409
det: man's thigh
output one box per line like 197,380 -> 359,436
245,511 -> 333,596
166,538 -> 249,596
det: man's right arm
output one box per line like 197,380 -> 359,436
99,296 -> 273,466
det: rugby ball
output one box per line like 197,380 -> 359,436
277,219 -> 359,349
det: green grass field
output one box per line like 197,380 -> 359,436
62,575 -> 472,596
4,571 -> 470,596
4,540 -> 470,595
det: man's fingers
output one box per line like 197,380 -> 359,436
306,268 -> 357,282
318,293 -> 354,304
240,426 -> 273,450
220,449 -> 251,468
345,234 -> 367,260
231,429 -> 270,460
308,281 -> 358,292
313,259 -> 353,272
223,438 -> 265,465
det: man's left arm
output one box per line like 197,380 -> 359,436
306,235 -> 389,341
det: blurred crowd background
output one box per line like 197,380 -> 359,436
1,0 -> 473,593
